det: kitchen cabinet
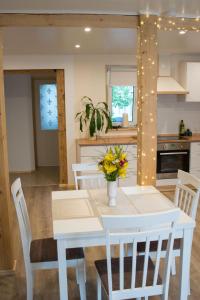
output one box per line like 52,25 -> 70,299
179,62 -> 200,102
79,144 -> 137,186
190,142 -> 200,177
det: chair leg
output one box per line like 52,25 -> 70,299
188,277 -> 191,295
84,260 -> 87,282
76,259 -> 87,285
97,273 -> 102,300
171,256 -> 176,275
26,269 -> 34,300
77,260 -> 86,300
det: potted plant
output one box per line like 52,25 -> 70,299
76,96 -> 112,138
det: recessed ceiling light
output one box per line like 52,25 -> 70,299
84,27 -> 91,32
179,30 -> 187,35
75,44 -> 80,48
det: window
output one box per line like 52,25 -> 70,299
39,83 -> 58,130
107,65 -> 137,126
111,85 -> 134,123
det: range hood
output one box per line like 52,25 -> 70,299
157,76 -> 188,95
157,56 -> 188,95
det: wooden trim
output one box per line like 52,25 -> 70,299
157,91 -> 189,95
4,69 -> 56,76
59,183 -> 75,190
0,29 -> 13,269
31,78 -> 38,168
9,170 -> 35,174
137,15 -> 158,186
1,13 -> 200,32
56,70 -> 68,185
0,13 -> 138,28
157,16 -> 200,31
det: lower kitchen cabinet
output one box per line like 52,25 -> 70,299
190,142 -> 200,178
79,144 -> 137,187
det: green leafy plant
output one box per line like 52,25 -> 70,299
112,86 -> 133,109
76,96 -> 112,137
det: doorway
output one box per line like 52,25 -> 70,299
5,69 -> 67,187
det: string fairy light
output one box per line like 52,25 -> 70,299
137,15 -> 158,185
137,14 -> 200,185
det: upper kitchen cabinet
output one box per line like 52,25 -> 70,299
179,62 -> 200,102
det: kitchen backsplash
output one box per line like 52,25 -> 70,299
157,94 -> 200,134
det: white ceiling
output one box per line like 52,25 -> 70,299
3,27 -> 137,55
0,0 -> 200,18
2,0 -> 200,55
3,27 -> 200,55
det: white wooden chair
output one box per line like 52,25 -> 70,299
138,170 -> 200,291
171,169 -> 200,275
72,162 -> 106,190
95,209 -> 180,300
11,178 -> 86,300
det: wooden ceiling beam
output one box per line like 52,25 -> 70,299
156,16 -> 200,32
0,13 -> 139,28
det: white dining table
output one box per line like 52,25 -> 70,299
52,185 -> 195,300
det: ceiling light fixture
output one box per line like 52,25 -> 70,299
75,44 -> 80,48
179,30 -> 187,35
84,27 -> 91,32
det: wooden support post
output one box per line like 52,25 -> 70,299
0,29 -> 13,269
56,70 -> 68,186
137,15 -> 158,186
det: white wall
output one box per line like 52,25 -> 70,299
4,54 -> 77,183
5,53 -> 200,182
5,74 -> 35,172
3,54 -> 135,183
158,94 -> 200,134
74,55 -> 136,138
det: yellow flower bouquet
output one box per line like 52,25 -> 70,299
98,146 -> 128,181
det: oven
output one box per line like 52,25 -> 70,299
157,142 -> 190,179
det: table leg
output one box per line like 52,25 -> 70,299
179,228 -> 193,300
57,240 -> 68,300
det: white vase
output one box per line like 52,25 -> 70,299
107,181 -> 117,207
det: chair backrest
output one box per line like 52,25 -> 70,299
174,170 -> 200,219
11,178 -> 32,264
72,162 -> 105,190
101,209 -> 180,300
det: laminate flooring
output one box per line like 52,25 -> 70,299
9,166 -> 59,187
1,185 -> 200,300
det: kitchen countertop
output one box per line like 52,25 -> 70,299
77,134 -> 200,146
157,134 -> 200,143
77,136 -> 137,146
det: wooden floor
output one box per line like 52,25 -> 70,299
9,166 -> 59,187
1,185 -> 200,299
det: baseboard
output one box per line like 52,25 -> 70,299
0,259 -> 17,276
59,183 -> 75,190
10,170 -> 35,174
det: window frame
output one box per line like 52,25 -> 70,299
106,65 -> 137,127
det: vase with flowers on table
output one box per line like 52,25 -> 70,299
98,146 -> 128,207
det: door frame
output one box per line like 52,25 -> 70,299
5,69 -> 68,186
